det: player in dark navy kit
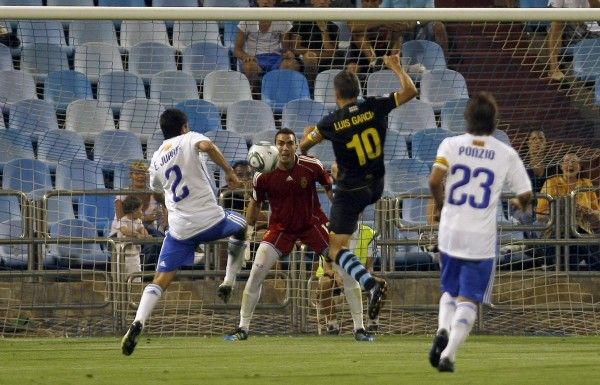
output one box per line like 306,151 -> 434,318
300,54 -> 417,321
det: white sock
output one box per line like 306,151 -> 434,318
238,243 -> 278,331
334,264 -> 364,331
134,283 -> 163,327
438,292 -> 457,333
441,301 -> 477,362
223,238 -> 246,286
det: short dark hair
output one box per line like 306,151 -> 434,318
275,127 -> 297,142
122,195 -> 142,215
232,160 -> 250,169
160,108 -> 188,140
464,91 -> 498,136
333,70 -> 361,99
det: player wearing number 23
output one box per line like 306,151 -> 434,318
427,92 -> 532,372
300,55 -> 417,322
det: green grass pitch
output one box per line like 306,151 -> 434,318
1,335 -> 599,385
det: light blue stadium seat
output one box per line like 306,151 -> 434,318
0,44 -> 13,71
0,70 -> 37,113
222,20 -> 240,52
45,195 -> 77,230
366,69 -> 401,97
17,21 -> 72,56
0,219 -> 28,269
55,159 -> 106,191
119,98 -> 164,142
440,98 -> 469,133
175,99 -> 222,134
251,129 -> 278,145
314,69 -> 356,110
401,39 -> 447,79
21,43 -> 71,82
65,99 -> 116,140
172,21 -> 222,51
120,20 -> 170,52
93,130 -> 144,170
9,99 -> 59,142
226,100 -> 276,141
0,0 -> 41,4
202,70 -> 252,112
150,70 -> 199,107
204,130 -> 248,173
128,42 -> 177,84
573,38 -> 600,82
74,42 -> 124,84
492,129 -> 512,147
420,69 -> 469,112
388,98 -> 437,138
48,0 -> 94,5
411,128 -> 454,164
45,218 -> 111,268
43,70 -> 93,112
37,129 -> 88,166
97,71 -> 146,113
0,195 -> 21,224
281,99 -> 329,134
182,42 -> 231,83
307,142 -> 335,171
78,194 -> 116,237
2,158 -> 53,200
68,20 -> 119,48
384,158 -> 430,196
146,136 -> 164,159
0,131 -> 35,172
384,129 -> 409,162
262,69 -> 311,114
98,0 -> 145,6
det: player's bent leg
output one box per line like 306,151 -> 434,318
217,211 -> 248,303
121,320 -> 143,356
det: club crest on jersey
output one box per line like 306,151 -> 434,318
300,177 -> 308,188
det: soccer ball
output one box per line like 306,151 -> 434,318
247,142 -> 279,173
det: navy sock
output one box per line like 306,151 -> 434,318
336,249 -> 376,291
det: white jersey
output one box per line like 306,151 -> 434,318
433,133 -> 531,260
237,21 -> 292,55
149,132 -> 224,240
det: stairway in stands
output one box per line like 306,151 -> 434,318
445,22 -> 600,151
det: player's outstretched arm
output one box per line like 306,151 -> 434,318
299,125 -> 323,155
196,140 -> 242,189
383,54 -> 418,105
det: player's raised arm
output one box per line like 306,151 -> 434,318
196,140 -> 242,190
383,54 -> 418,106
299,124 -> 323,155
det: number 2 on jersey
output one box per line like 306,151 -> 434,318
165,165 -> 189,202
346,127 -> 382,166
447,164 -> 494,209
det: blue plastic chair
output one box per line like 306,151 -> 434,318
261,70 -> 311,113
146,136 -> 164,160
281,99 -> 329,133
20,43 -> 70,82
172,21 -> 222,51
1,158 -> 53,199
93,130 -> 144,169
0,219 -> 28,269
97,70 -> 146,113
202,70 -> 253,112
388,98 -> 437,138
43,70 -> 93,112
307,142 -> 336,171
9,99 -> 59,142
0,196 -> 21,224
37,129 -> 88,165
181,42 -> 231,83
128,42 -> 177,84
153,0 -> 197,6
45,195 -> 77,230
420,69 -> 469,112
78,196 -> 116,237
68,20 -> 119,48
366,70 -> 401,97
74,42 -> 124,84
55,159 -> 106,190
64,99 -> 116,140
203,130 -> 248,167
384,158 -> 430,196
0,70 -> 37,113
384,130 -> 409,162
175,99 -> 222,134
150,70 -> 199,107
440,98 -> 469,133
98,0 -> 145,5
401,39 -> 447,76
119,98 -> 164,142
47,0 -> 94,5
46,218 -> 111,268
17,21 -> 72,55
226,100 -> 276,141
222,20 -> 240,52
573,38 -> 600,82
411,128 -> 454,164
314,69 -> 343,110
0,44 -> 13,71
119,20 -> 170,52
0,131 -> 35,171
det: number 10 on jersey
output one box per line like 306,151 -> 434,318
346,127 -> 382,166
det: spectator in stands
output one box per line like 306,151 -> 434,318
234,0 -> 301,91
547,0 -> 600,81
290,0 -> 345,85
536,152 -> 600,269
218,160 -> 254,213
0,24 -> 20,49
380,0 -> 449,56
347,0 -> 411,75
111,195 -> 151,283
112,160 -> 167,271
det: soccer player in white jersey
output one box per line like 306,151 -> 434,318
428,92 -> 533,372
121,109 -> 248,356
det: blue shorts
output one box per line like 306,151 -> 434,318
256,53 -> 283,73
156,210 -> 246,272
439,252 -> 495,305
